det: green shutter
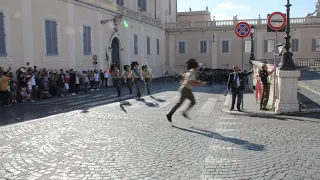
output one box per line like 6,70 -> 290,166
0,12 -> 7,56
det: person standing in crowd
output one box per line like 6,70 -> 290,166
0,70 -> 12,106
69,69 -> 76,95
122,65 -> 133,94
93,70 -> 100,90
110,64 -> 121,97
75,71 -> 80,94
142,65 -> 152,95
82,71 -> 89,93
166,58 -> 206,123
9,72 -> 18,104
129,61 -> 143,100
259,64 -> 274,111
104,70 -> 109,88
227,65 -> 253,111
57,69 -> 64,97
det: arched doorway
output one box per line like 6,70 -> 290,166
111,38 -> 120,69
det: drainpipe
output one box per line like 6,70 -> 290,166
155,0 -> 157,19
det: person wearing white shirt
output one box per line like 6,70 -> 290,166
104,71 -> 109,88
30,73 -> 37,100
93,70 -> 100,90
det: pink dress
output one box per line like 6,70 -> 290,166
255,79 -> 263,102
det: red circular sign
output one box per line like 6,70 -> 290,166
268,12 -> 287,31
234,22 -> 251,38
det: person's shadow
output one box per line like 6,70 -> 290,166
140,98 -> 159,108
150,96 -> 166,102
172,126 -> 265,151
119,101 -> 132,113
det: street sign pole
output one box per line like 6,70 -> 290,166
272,30 -> 278,110
241,37 -> 244,110
234,21 -> 250,110
267,12 -> 286,111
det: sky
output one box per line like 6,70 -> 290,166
177,0 -> 317,20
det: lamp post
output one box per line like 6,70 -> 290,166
279,0 -> 296,70
249,25 -> 255,60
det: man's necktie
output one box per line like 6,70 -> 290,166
235,73 -> 239,87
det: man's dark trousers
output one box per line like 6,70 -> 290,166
231,87 -> 243,110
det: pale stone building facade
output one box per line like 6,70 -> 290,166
0,0 -> 177,77
0,0 -> 319,77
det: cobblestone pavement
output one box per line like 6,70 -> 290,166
1,84 -> 320,180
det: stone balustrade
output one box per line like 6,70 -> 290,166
77,0 -> 163,28
255,58 -> 320,70
165,17 -> 315,29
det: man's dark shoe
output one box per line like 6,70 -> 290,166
166,113 -> 172,123
261,107 -> 269,111
237,108 -> 242,112
229,107 -> 234,111
182,112 -> 190,119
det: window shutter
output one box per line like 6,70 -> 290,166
143,0 -> 146,11
296,39 -> 299,52
138,0 -> 141,10
83,27 -> 86,54
51,21 -> 58,54
264,40 -> 268,53
226,41 -> 229,53
88,27 -> 91,54
312,39 -> 316,52
0,12 -> 7,56
45,20 -> 52,55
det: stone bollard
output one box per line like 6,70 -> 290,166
275,70 -> 301,114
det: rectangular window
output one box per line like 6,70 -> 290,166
116,0 -> 124,6
134,35 -> 138,55
222,40 -> 229,53
244,40 -> 251,53
0,12 -> 7,57
138,0 -> 147,12
147,37 -> 150,55
169,0 -> 171,15
264,39 -> 275,53
291,39 -> 299,52
83,26 -> 92,55
45,19 -> 58,56
157,39 -> 160,55
200,41 -> 207,53
312,39 -> 320,52
178,41 -> 185,54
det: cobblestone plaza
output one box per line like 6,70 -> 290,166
1,82 -> 320,180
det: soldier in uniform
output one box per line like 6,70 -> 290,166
129,61 -> 143,100
142,65 -> 152,95
166,58 -> 206,123
121,65 -> 133,94
110,63 -> 121,97
259,64 -> 274,110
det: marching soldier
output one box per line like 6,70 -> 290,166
166,58 -> 206,123
110,63 -> 121,97
121,65 -> 133,94
142,65 -> 152,95
129,61 -> 143,100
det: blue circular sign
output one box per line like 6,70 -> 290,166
234,22 -> 251,38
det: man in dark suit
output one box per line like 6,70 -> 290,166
227,65 -> 253,111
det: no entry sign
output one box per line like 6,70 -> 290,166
268,12 -> 287,31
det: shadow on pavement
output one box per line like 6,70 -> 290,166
298,70 -> 320,81
0,82 -> 226,126
297,91 -> 320,110
171,125 -> 265,151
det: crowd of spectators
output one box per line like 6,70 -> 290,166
0,62 -> 109,107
